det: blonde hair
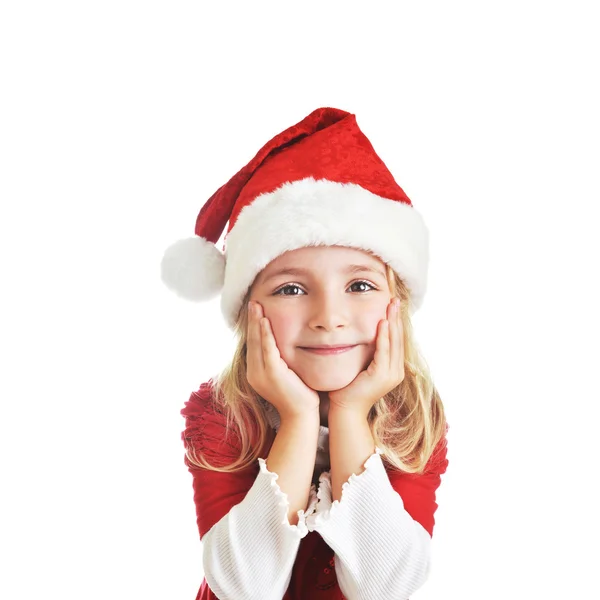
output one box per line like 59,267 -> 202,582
184,258 -> 448,475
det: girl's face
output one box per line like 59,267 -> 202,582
249,245 -> 392,392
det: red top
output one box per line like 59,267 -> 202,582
181,381 -> 449,600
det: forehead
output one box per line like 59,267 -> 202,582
258,245 -> 387,282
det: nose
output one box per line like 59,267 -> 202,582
307,292 -> 349,331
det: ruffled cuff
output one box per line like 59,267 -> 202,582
304,446 -> 433,598
258,457 -> 320,539
306,447 -> 385,531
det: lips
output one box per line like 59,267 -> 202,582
299,345 -> 357,355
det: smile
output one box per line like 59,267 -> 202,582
299,345 -> 357,355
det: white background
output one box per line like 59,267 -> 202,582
1,1 -> 599,598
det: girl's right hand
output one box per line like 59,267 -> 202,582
246,300 -> 320,421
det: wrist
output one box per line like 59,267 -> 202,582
328,403 -> 370,422
279,406 -> 320,426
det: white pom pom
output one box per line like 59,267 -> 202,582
160,236 -> 225,301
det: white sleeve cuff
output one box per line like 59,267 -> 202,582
257,456 -> 319,539
201,458 -> 317,600
306,447 -> 432,600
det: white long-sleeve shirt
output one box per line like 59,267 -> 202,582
199,399 -> 440,600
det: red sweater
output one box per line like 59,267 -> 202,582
181,381 -> 449,600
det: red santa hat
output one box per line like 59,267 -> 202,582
160,107 -> 429,329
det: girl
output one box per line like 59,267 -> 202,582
161,107 -> 449,600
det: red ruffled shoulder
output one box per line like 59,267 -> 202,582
180,380 -> 273,540
180,379 -> 244,470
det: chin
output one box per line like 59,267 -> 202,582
298,369 -> 359,393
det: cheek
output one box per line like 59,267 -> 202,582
357,304 -> 388,362
358,304 -> 387,338
265,311 -> 299,349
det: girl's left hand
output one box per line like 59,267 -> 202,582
328,297 -> 405,419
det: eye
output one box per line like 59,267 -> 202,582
273,284 -> 306,296
349,280 -> 376,293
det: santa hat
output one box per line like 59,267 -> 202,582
160,107 -> 429,329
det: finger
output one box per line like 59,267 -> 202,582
260,315 -> 282,369
246,301 -> 265,372
397,302 -> 404,370
372,319 -> 389,373
388,298 -> 400,370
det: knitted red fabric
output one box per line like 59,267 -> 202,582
180,381 -> 448,600
193,108 -> 413,247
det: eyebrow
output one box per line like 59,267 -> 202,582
260,264 -> 387,284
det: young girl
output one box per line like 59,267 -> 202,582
161,107 -> 449,600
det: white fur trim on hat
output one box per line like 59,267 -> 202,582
160,235 -> 225,301
220,177 -> 429,329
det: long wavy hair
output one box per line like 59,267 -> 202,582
184,258 -> 448,475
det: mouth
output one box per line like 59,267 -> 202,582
299,345 -> 357,355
